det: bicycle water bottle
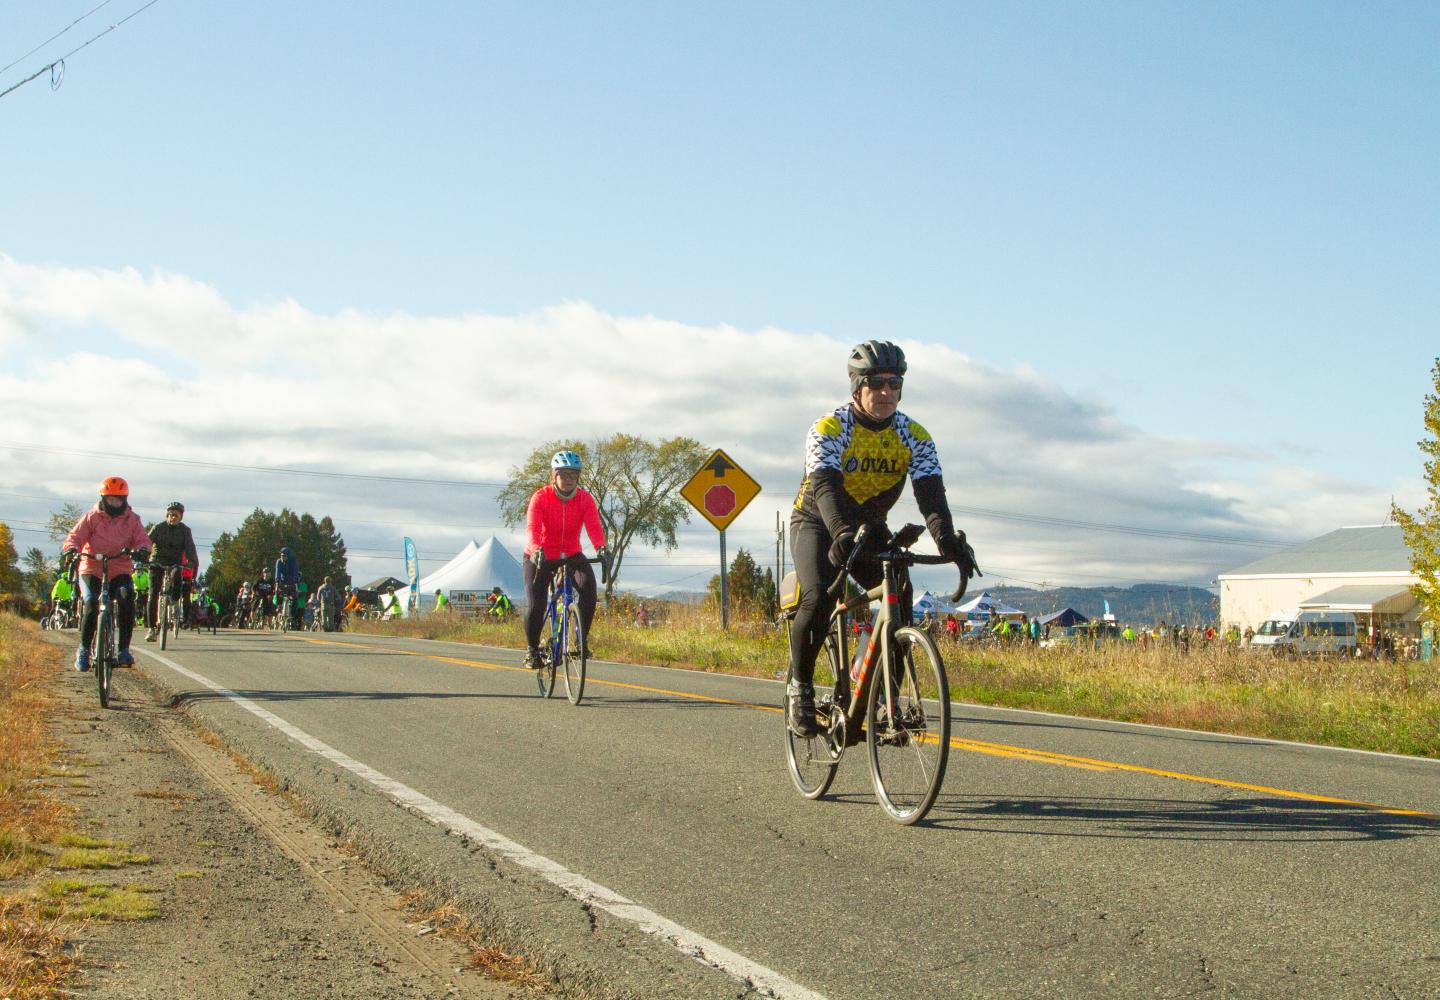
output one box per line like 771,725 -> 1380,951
850,614 -> 874,685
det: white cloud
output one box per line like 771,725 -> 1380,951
0,255 -> 1405,591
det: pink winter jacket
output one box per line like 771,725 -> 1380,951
63,504 -> 152,580
524,486 -> 605,561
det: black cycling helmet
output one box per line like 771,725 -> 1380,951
166,501 -> 184,514
847,340 -> 907,392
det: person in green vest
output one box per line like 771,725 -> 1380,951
434,589 -> 450,612
1122,625 -> 1137,642
133,563 -> 150,627
49,575 -> 74,626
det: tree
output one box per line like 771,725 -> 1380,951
207,508 -> 350,609
498,434 -> 710,600
1392,358 -> 1440,626
0,522 -> 23,596
47,502 -> 86,543
707,549 -> 777,619
22,547 -> 57,602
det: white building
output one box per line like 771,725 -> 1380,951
1218,525 -> 1420,633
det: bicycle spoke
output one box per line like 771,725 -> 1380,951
866,626 -> 949,824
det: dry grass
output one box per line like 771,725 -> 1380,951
397,890 -> 551,991
0,897 -> 78,1000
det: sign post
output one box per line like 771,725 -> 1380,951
680,449 -> 761,630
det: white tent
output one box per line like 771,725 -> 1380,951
413,536 -> 526,613
913,590 -> 959,617
954,591 -> 1023,619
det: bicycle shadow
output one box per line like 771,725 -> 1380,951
910,793 -> 1440,842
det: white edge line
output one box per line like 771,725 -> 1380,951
137,648 -> 827,1000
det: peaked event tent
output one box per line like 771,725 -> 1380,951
913,590 -> 961,616
1039,608 -> 1090,628
954,591 -> 1023,619
410,537 -> 527,614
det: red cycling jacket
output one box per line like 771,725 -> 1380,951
524,485 -> 605,561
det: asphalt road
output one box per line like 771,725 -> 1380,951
79,629 -> 1440,999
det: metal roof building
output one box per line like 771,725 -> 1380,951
1217,525 -> 1419,630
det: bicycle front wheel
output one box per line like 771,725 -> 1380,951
562,603 -> 586,705
171,601 -> 181,642
159,600 -> 170,650
96,611 -> 113,710
280,599 -> 291,633
784,635 -> 843,800
866,626 -> 950,825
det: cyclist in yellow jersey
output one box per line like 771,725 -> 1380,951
787,340 -> 979,736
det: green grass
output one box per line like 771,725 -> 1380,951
36,880 -> 160,921
353,607 -> 1440,758
52,835 -> 151,870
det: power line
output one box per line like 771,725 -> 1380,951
0,0 -> 116,77
1,0 -> 162,101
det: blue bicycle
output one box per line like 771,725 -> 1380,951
536,555 -> 606,705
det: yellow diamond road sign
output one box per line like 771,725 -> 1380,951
681,449 -> 761,532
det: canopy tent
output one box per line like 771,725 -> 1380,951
913,590 -> 960,617
414,536 -> 526,613
1039,608 -> 1090,628
954,591 -> 1023,619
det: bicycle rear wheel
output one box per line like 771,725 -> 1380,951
96,611 -> 113,709
784,635 -> 843,799
562,602 -> 586,705
536,604 -> 558,698
866,626 -> 950,824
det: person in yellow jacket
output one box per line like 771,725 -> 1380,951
434,589 -> 450,612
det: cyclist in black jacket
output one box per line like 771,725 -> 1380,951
145,501 -> 200,641
786,340 -> 978,736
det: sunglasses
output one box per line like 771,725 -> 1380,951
861,375 -> 904,391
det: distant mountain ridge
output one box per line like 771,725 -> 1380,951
982,583 -> 1219,626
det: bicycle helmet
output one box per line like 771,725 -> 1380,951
166,501 -> 184,514
551,450 -> 583,472
847,340 -> 907,392
99,476 -> 130,497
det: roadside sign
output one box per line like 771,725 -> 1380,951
681,449 -> 761,532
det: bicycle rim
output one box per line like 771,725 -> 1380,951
562,603 -> 586,705
784,637 -> 842,800
96,612 -> 112,709
866,626 -> 950,824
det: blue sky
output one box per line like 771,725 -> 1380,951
2,2 -> 1436,594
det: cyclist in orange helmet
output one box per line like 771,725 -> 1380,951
60,477 -> 152,672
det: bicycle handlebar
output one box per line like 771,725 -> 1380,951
825,523 -> 974,604
545,553 -> 610,587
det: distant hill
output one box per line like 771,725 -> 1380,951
982,583 -> 1219,626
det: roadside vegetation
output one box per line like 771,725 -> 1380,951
353,603 -> 1440,758
0,613 -> 157,999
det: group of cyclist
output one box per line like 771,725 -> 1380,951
54,341 -> 979,722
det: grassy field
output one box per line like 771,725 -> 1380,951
353,606 -> 1440,759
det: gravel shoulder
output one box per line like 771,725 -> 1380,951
37,649 -> 531,999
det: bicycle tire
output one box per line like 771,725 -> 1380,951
562,602 -> 586,705
784,635 -> 843,800
866,626 -> 950,825
96,610 -> 113,710
171,601 -> 181,643
280,598 -> 291,633
536,603 -> 558,698
159,598 -> 169,650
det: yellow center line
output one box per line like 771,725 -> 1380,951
292,636 -> 1437,818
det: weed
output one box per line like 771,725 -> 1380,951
34,880 -> 160,921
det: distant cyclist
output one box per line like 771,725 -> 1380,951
785,341 -> 978,736
145,501 -> 200,642
521,450 -> 610,669
252,568 -> 277,627
49,574 -> 74,626
60,477 -> 152,671
487,586 -> 513,621
274,547 -> 302,628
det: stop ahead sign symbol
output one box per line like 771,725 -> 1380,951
704,485 -> 736,518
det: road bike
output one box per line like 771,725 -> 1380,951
782,523 -> 968,825
84,549 -> 144,710
152,564 -> 183,650
276,587 -> 296,633
535,555 -> 606,705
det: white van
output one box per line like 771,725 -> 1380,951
1250,616 -> 1296,651
1271,611 -> 1358,657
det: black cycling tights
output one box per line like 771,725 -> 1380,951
787,521 -> 912,688
524,556 -> 597,650
78,574 -> 136,652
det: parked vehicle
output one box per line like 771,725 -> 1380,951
1250,616 -> 1296,651
1270,610 -> 1357,657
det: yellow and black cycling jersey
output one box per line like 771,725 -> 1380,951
792,403 -> 945,535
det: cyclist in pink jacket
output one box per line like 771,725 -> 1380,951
522,450 -> 609,668
61,476 -> 152,672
